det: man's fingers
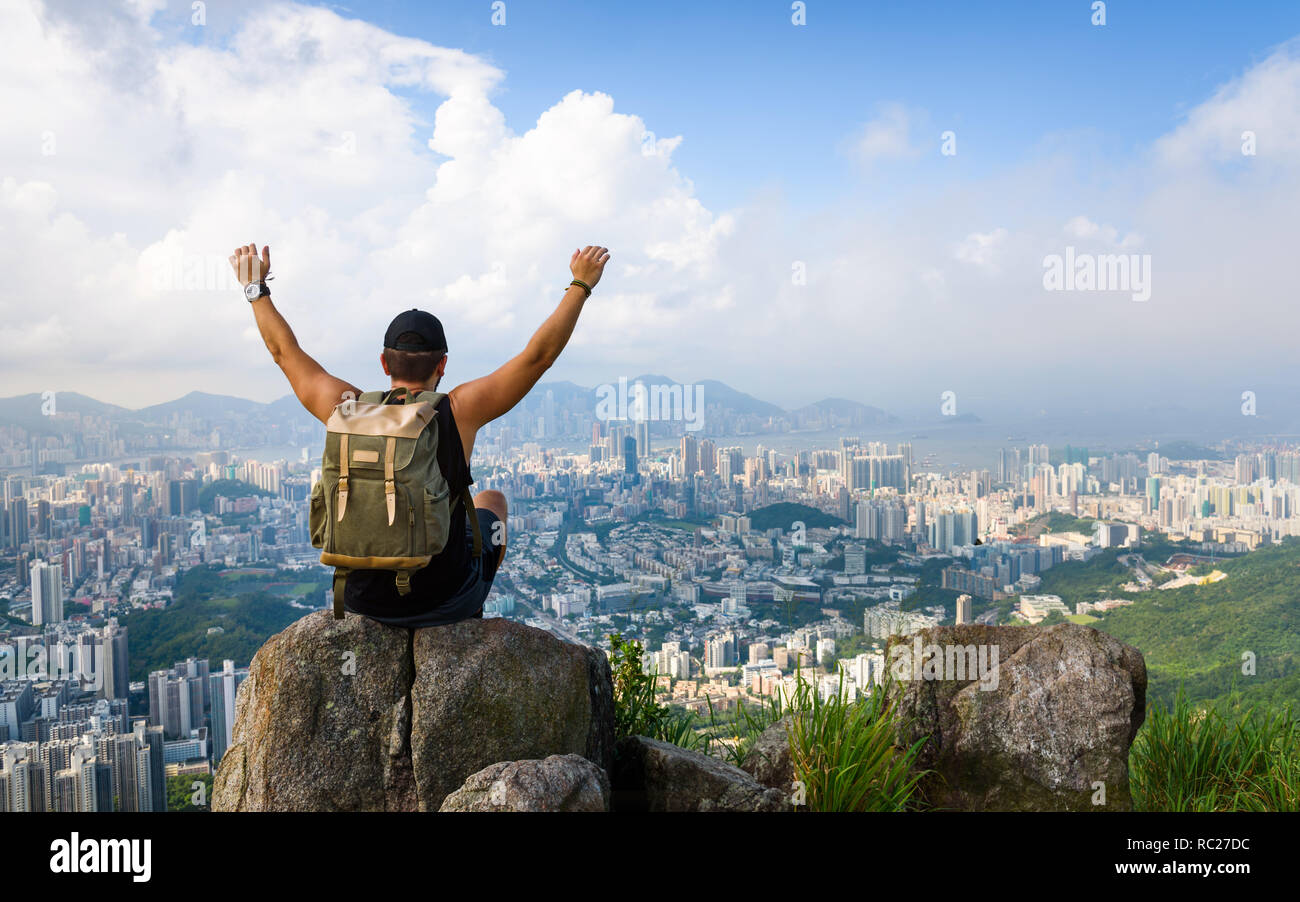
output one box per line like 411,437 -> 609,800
262,245 -> 271,270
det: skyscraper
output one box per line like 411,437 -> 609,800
622,435 -> 637,477
635,419 -> 649,459
31,560 -> 64,626
209,660 -> 249,766
680,435 -> 698,476
955,594 -> 973,625
5,498 -> 29,549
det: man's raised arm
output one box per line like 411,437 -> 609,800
229,243 -> 360,424
450,246 -> 610,442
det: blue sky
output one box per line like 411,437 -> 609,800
336,0 -> 1300,212
5,0 -> 1300,419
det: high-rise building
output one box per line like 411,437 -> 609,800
955,594 -> 973,625
95,722 -> 159,812
679,435 -> 698,476
166,479 -> 198,517
622,435 -> 637,477
121,479 -> 135,525
209,660 -> 248,766
635,420 -> 649,460
699,439 -> 717,475
31,560 -> 64,626
148,661 -> 208,740
5,498 -> 29,549
844,544 -> 866,575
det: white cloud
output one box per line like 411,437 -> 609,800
1156,38 -> 1300,167
849,102 -> 926,164
1,2 -> 1298,417
955,228 -> 1008,270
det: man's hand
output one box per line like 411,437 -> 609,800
233,240 -> 360,423
570,245 -> 610,289
450,244 -> 609,459
229,243 -> 271,287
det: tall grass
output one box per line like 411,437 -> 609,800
782,672 -> 930,811
1129,689 -> 1300,812
700,668 -> 928,811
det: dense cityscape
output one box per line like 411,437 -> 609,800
3,383 -> 1298,812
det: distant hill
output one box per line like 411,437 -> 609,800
790,397 -> 898,429
1132,440 -> 1230,461
0,392 -> 131,433
136,390 -> 265,420
509,376 -> 887,438
198,479 -> 275,513
1089,539 -> 1300,709
0,377 -> 896,445
743,502 -> 847,531
694,379 -> 785,419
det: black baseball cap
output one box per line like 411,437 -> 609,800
384,309 -> 447,353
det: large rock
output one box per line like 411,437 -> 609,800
212,611 -> 415,811
740,716 -> 796,792
213,611 -> 614,812
439,755 -> 610,812
887,623 -> 1147,811
613,736 -> 790,812
410,617 -> 614,810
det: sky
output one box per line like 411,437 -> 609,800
2,0 -> 1299,422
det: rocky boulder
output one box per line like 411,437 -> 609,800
410,617 -> 614,809
613,736 -> 790,812
887,622 -> 1147,811
213,611 -> 614,812
439,754 -> 610,812
740,716 -> 796,793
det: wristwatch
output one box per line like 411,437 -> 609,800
245,280 -> 271,302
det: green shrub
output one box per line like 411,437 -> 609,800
608,632 -> 708,753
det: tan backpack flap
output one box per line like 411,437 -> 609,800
325,397 -> 434,438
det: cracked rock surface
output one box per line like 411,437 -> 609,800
887,623 -> 1147,811
212,611 -> 614,812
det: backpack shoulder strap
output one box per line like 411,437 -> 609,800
409,390 -> 447,408
461,487 -> 483,558
358,390 -> 387,404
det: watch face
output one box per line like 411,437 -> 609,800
245,282 -> 261,299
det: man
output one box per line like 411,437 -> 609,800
228,242 -> 610,625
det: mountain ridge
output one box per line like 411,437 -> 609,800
0,380 -> 898,428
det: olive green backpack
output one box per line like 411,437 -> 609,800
309,387 -> 481,618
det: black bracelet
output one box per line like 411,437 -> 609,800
570,279 -> 591,297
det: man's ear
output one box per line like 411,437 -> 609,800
436,355 -> 448,380
380,352 -> 390,376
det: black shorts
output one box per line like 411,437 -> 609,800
348,507 -> 502,629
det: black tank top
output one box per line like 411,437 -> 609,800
342,393 -> 474,617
